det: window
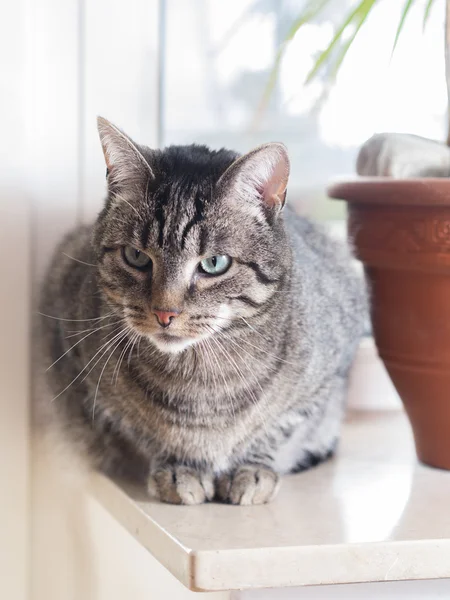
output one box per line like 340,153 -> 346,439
162,0 -> 447,223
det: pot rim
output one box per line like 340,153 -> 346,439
328,176 -> 450,206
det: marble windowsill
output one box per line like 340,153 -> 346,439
87,410 -> 450,592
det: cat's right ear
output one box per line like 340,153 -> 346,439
217,142 -> 290,218
97,117 -> 154,188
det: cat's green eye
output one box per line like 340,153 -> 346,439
198,255 -> 231,276
122,246 -> 152,270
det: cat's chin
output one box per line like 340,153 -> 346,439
149,333 -> 197,354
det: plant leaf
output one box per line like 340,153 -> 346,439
255,0 -> 430,125
282,0 -> 332,45
253,0 -> 332,126
423,0 -> 437,31
306,0 -> 377,84
214,1 -> 262,56
392,0 -> 418,56
329,2 -> 375,81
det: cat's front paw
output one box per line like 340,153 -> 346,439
148,465 -> 214,505
216,465 -> 280,505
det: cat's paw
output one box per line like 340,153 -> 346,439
147,465 -> 214,505
216,465 -> 280,505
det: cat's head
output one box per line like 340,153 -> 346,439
94,117 -> 291,354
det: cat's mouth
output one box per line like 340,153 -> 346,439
156,332 -> 185,343
151,331 -> 197,354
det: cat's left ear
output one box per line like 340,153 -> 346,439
217,143 -> 290,214
97,116 -> 154,188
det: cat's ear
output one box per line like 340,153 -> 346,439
217,143 -> 290,214
97,117 -> 154,187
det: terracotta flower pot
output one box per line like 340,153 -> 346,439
328,178 -> 450,470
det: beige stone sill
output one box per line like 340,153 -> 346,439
87,410 -> 450,592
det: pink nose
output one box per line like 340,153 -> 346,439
152,309 -> 180,328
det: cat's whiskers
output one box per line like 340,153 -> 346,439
201,336 -> 237,425
240,316 -> 269,341
217,324 -> 301,385
62,252 -> 97,268
51,325 -> 129,402
201,339 -> 217,389
191,344 -> 200,372
205,326 -> 267,433
197,338 -> 223,408
81,326 -> 130,385
39,312 -> 113,323
46,319 -> 122,372
207,325 -> 265,399
191,344 -> 206,386
212,316 -> 301,383
127,333 -> 140,367
212,335 -> 268,435
234,321 -> 298,367
112,332 -> 136,385
111,193 -> 141,218
92,329 -> 132,422
65,319 -> 122,339
211,328 -> 264,393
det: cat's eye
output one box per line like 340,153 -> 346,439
198,255 -> 231,276
122,246 -> 152,270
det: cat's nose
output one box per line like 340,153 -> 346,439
152,308 -> 180,328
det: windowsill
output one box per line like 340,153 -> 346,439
87,409 -> 450,592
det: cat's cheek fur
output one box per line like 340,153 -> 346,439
213,303 -> 232,328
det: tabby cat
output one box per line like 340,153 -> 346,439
39,118 -> 367,505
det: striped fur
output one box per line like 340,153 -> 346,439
39,119 -> 368,505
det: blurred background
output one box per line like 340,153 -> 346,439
0,0 -> 447,598
9,0 -> 448,270
5,0 -> 448,271
162,0 -> 446,220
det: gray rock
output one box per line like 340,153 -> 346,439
356,133 -> 450,178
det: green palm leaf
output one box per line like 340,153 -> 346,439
306,0 -> 377,84
328,1 -> 376,82
253,0 -> 332,124
423,0 -> 437,30
392,0 -> 418,56
257,0 -> 445,119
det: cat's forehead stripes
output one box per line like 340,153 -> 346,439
180,190 -> 205,251
139,219 -> 152,250
154,189 -> 166,248
139,178 -> 210,254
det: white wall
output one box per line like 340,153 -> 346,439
23,0 -> 226,597
30,0 -> 161,280
0,0 -> 31,598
